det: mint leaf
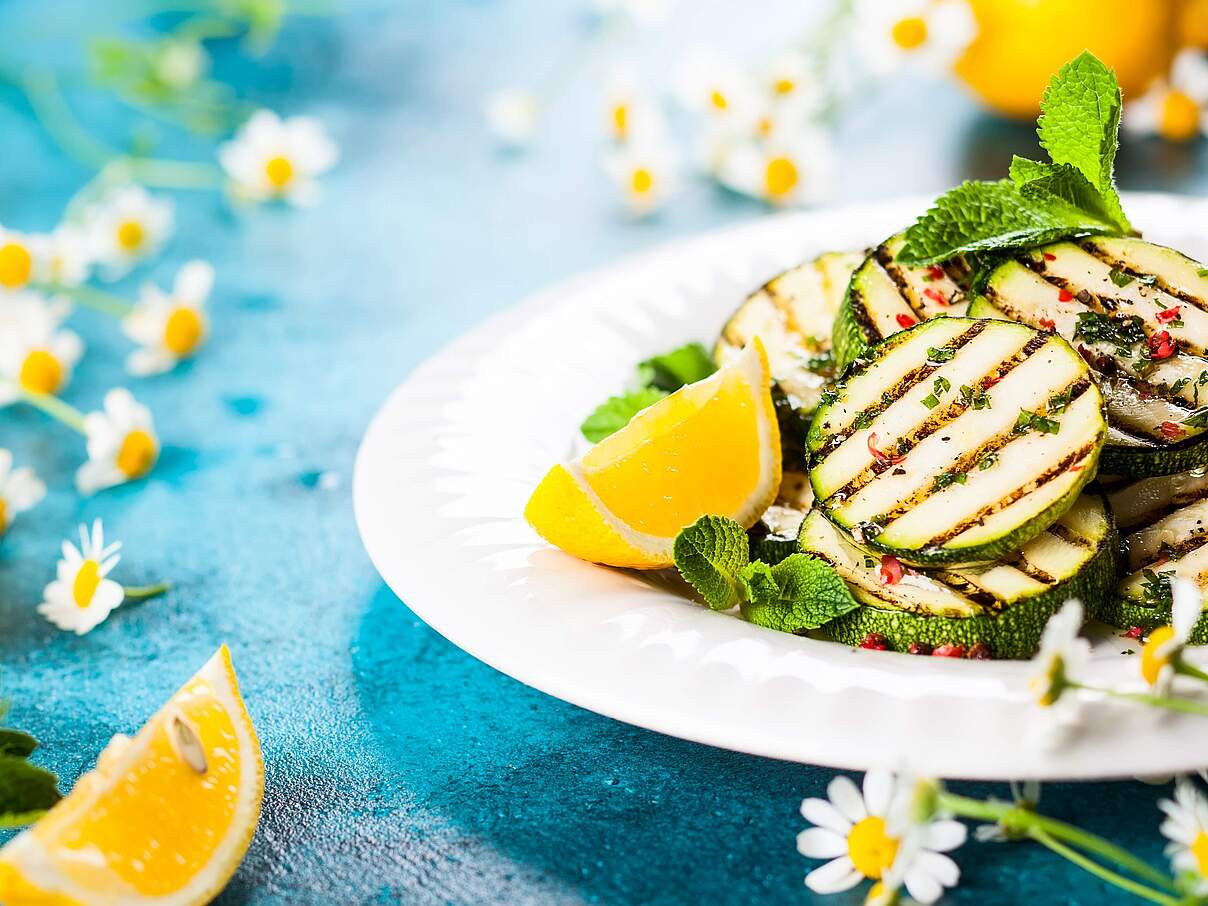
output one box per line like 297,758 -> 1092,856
1012,158 -> 1120,227
0,755 -> 60,823
0,729 -> 37,759
1037,51 -> 1129,232
639,342 -> 717,392
738,553 -> 859,632
899,179 -> 1115,266
673,515 -> 750,610
580,387 -> 667,443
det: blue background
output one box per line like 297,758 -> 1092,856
2,2 -> 1207,903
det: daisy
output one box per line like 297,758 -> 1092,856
41,224 -> 93,287
1140,577 -> 1204,695
122,259 -> 214,376
603,139 -> 678,217
798,770 -> 965,903
0,449 -> 46,538
716,126 -> 836,207
485,88 -> 540,148
673,47 -> 760,128
84,185 -> 174,281
761,51 -> 824,115
1026,599 -> 1089,712
0,227 -> 43,292
852,0 -> 977,78
1126,49 -> 1208,143
1160,778 -> 1208,897
602,68 -> 664,144
218,109 -> 339,207
77,388 -> 160,495
0,294 -> 84,403
38,520 -> 124,635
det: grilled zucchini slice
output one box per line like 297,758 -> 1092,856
715,250 -> 863,414
806,317 -> 1107,567
1095,469 -> 1208,641
800,493 -> 1115,658
833,232 -> 970,369
969,238 -> 1208,479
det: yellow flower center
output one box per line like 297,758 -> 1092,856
117,220 -> 145,253
773,77 -> 796,95
631,167 -> 654,196
756,115 -> 775,138
116,430 -> 158,479
265,155 -> 295,189
764,156 -> 799,200
72,560 -> 102,609
18,349 -> 64,396
612,103 -> 629,139
847,816 -> 900,880
709,89 -> 728,111
1192,831 -> 1208,877
892,16 -> 929,50
0,242 -> 33,290
163,307 -> 204,357
1141,625 -> 1177,686
0,499 -> 7,536
1159,90 -> 1202,142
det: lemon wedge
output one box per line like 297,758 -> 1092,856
525,338 -> 781,568
0,645 -> 263,906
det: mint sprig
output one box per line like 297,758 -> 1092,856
673,515 -> 859,632
0,708 -> 61,827
580,342 -> 717,443
900,52 -> 1131,266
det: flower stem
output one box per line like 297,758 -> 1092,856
123,582 -> 171,600
1176,660 -> 1208,685
1029,828 -> 1180,906
940,793 -> 1177,893
14,387 -> 88,435
44,283 -> 133,319
1076,682 -> 1208,717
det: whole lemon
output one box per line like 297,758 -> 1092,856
955,0 -> 1179,119
1180,0 -> 1208,48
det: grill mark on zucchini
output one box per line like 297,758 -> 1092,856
1080,241 -> 1208,315
921,438 -> 1098,548
931,572 -> 1005,610
832,376 -> 1090,523
1046,522 -> 1094,549
812,321 -> 988,460
1135,536 -> 1208,569
874,246 -> 930,319
1125,492 -> 1208,533
1010,559 -> 1059,584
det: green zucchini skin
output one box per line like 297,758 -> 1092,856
800,495 -> 1117,659
1094,469 -> 1208,640
807,317 -> 1108,567
833,233 -> 969,370
969,239 -> 1208,480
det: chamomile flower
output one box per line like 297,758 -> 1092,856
1140,577 -> 1204,695
1160,778 -> 1208,896
798,770 -> 965,903
122,259 -> 214,376
603,139 -> 678,217
42,224 -> 93,287
973,780 -> 1042,843
218,109 -> 339,207
485,88 -> 541,148
84,185 -> 174,281
761,51 -> 824,115
0,449 -> 46,538
716,127 -> 836,207
77,388 -> 160,495
674,47 -> 760,127
1026,599 -> 1089,713
0,294 -> 83,403
0,227 -> 43,292
603,68 -> 664,144
852,0 -> 976,78
1126,49 -> 1208,143
38,520 -> 124,635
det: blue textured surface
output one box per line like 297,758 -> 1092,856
2,3 -> 1208,904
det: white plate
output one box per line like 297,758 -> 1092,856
355,194 -> 1208,780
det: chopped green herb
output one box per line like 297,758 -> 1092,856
853,411 -> 875,430
1108,267 -> 1134,288
1072,311 -> 1146,353
1140,569 -> 1174,608
1047,389 -> 1071,414
1014,409 -> 1061,435
1184,407 -> 1208,429
926,346 -> 955,364
959,385 -> 992,410
978,451 -> 998,471
921,393 -> 941,410
1197,267 -> 1208,278
933,471 -> 968,491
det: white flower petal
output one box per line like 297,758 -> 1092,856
863,769 -> 895,817
796,827 -> 848,859
922,819 -> 967,853
914,848 -> 960,886
804,856 -> 862,894
828,775 -> 868,824
903,864 -> 944,904
800,797 -> 853,834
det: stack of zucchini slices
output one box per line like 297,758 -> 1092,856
716,234 -> 1208,658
